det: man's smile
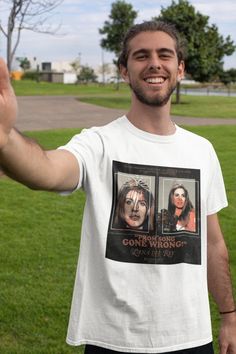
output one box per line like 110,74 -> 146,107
144,76 -> 166,84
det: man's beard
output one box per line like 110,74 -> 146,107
129,80 -> 177,107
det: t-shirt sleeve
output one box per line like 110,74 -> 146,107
58,127 -> 104,193
206,144 -> 228,215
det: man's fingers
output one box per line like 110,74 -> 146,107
0,58 -> 12,91
220,342 -> 228,354
0,57 -> 17,132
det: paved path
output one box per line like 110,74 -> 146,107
16,96 -> 236,131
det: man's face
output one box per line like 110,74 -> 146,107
173,188 -> 186,209
120,31 -> 184,107
123,190 -> 147,229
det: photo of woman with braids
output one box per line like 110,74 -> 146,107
168,183 -> 196,232
112,176 -> 154,232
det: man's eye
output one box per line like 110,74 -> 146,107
160,54 -> 172,59
136,54 -> 147,60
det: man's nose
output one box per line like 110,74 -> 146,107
148,55 -> 161,71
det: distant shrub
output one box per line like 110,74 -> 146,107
22,71 -> 40,81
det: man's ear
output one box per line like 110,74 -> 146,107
119,64 -> 130,83
177,60 -> 185,82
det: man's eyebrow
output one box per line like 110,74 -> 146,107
158,48 -> 176,55
131,48 -> 149,57
131,47 -> 176,57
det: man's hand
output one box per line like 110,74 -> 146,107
219,314 -> 236,354
0,58 -> 18,148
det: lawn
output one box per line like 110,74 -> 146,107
0,129 -> 85,354
12,80 -> 128,97
0,126 -> 235,354
78,95 -> 236,119
12,80 -> 236,119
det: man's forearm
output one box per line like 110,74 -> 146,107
207,214 -> 236,353
0,128 -> 80,192
0,128 -> 55,190
207,237 -> 235,312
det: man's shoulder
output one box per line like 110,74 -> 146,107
83,115 -> 125,135
177,125 -> 213,147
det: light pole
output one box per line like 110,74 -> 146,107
78,52 -> 81,66
101,49 -> 105,84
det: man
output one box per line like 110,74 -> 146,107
0,21 -> 235,354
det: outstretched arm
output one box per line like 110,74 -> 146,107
0,58 -> 80,192
207,214 -> 236,354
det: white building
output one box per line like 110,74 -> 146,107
41,60 -> 78,84
51,60 -> 75,73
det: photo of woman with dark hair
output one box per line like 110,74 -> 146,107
168,183 -> 196,232
113,177 -> 154,232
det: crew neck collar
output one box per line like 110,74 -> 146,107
121,115 -> 179,143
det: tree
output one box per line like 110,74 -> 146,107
0,0 -> 63,72
98,63 -> 112,84
17,56 -> 31,71
219,68 -> 236,86
154,0 -> 236,103
228,68 -> 236,83
70,59 -> 81,76
77,65 -> 97,84
99,0 -> 138,88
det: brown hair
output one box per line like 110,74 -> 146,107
117,20 -> 185,68
168,184 -> 194,222
113,178 -> 154,230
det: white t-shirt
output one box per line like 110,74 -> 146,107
59,116 -> 228,353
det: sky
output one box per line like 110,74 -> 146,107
0,0 -> 236,70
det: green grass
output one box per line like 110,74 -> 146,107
79,95 -> 236,119
193,126 -> 236,353
12,80 -> 128,96
171,95 -> 236,118
0,129 -> 85,354
0,126 -> 235,353
12,80 -> 236,119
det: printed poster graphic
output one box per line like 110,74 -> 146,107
106,161 -> 201,265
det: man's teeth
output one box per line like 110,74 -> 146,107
145,77 -> 165,84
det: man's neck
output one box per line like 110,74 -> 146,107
126,97 -> 175,136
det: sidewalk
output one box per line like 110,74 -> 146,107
16,96 -> 236,131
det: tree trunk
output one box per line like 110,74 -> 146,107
7,6 -> 15,73
175,81 -> 181,104
4,0 -> 62,73
7,22 -> 12,72
115,69 -> 120,90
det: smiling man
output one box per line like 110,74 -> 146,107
0,21 -> 235,354
120,30 -> 183,109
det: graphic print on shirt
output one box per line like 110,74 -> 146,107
106,161 -> 201,265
